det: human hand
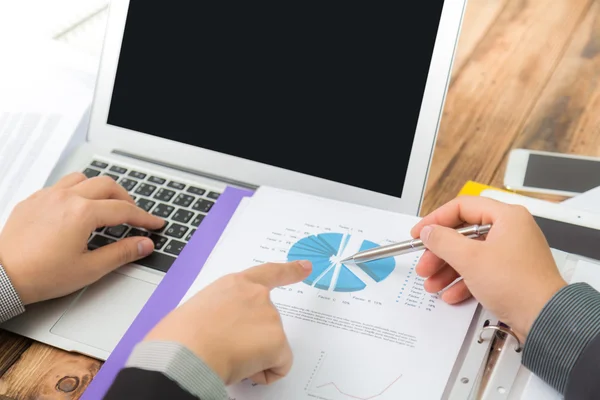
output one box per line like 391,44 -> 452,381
0,173 -> 165,305
144,260 -> 312,385
411,196 -> 566,341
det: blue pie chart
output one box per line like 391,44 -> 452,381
287,233 -> 395,292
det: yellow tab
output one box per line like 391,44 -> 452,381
457,181 -> 510,197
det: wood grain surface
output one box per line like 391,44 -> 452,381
2,0 -> 600,398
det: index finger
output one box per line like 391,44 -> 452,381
242,261 -> 312,289
411,196 -> 508,238
71,176 -> 135,204
53,172 -> 87,189
91,199 -> 165,230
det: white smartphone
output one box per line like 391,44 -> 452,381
504,149 -> 600,197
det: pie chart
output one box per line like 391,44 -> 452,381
287,233 -> 395,292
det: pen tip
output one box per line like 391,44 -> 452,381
340,257 -> 352,263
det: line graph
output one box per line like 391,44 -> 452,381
315,375 -> 403,400
306,350 -> 404,400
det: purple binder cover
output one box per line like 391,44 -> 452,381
82,186 -> 253,399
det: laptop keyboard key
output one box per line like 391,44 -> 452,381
88,235 -> 116,250
129,170 -> 146,179
91,160 -> 108,169
148,176 -> 166,184
172,209 -> 194,223
136,198 -> 156,212
185,229 -> 196,242
153,221 -> 168,233
187,186 -> 206,195
104,173 -> 119,181
137,251 -> 176,272
191,214 -> 205,227
105,225 -> 128,238
167,181 -> 185,190
192,199 -> 214,213
207,191 -> 220,200
119,178 -> 138,191
126,228 -> 150,237
166,223 -> 188,239
152,203 -> 175,218
109,165 -> 127,174
154,188 -> 175,202
165,240 -> 186,256
83,168 -> 100,178
150,234 -> 168,250
135,183 -> 157,196
173,194 -> 195,207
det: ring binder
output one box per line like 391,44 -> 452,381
477,324 -> 522,353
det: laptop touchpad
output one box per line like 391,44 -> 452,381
51,272 -> 156,352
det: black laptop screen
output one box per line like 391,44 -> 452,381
107,1 -> 446,197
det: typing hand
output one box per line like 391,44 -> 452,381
144,260 -> 312,386
0,173 -> 165,305
411,196 -> 566,342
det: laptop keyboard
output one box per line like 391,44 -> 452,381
83,159 -> 221,273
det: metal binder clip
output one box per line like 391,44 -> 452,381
477,324 -> 522,352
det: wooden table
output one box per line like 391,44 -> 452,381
2,0 -> 600,397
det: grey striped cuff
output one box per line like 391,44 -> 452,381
0,263 -> 25,324
522,283 -> 600,394
126,341 -> 228,400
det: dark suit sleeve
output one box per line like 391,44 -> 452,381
522,283 -> 600,398
564,332 -> 600,399
103,367 -> 199,400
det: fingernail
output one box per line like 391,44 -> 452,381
420,226 -> 432,243
297,260 -> 312,270
138,239 -> 154,256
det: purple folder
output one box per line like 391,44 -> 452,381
82,186 -> 253,399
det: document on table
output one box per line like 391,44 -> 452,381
0,109 -> 87,228
0,0 -> 108,39
562,186 -> 600,214
0,39 -> 96,229
179,187 -> 479,400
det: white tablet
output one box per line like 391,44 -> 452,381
480,189 -> 600,262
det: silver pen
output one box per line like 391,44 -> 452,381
340,224 -> 492,264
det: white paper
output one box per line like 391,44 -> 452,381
0,39 -> 95,229
0,0 -> 108,40
562,186 -> 600,214
570,260 -> 600,290
519,374 -> 562,400
181,187 -> 478,399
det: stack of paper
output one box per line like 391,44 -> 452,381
0,0 -> 108,40
179,186 -> 479,399
562,186 -> 600,213
0,38 -> 97,229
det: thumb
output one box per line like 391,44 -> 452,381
419,225 -> 480,272
243,260 -> 313,289
84,237 -> 154,274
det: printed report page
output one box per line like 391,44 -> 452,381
180,187 -> 479,399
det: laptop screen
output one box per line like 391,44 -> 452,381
107,2 -> 445,198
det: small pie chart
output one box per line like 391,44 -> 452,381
287,232 -> 396,292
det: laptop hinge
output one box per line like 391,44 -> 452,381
111,149 -> 258,191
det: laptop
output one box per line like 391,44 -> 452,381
2,0 -> 467,360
